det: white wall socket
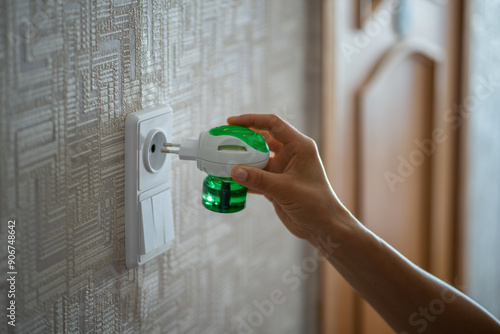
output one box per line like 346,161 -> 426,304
125,105 -> 174,268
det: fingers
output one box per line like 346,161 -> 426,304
231,166 -> 286,199
227,114 -> 300,145
261,132 -> 283,154
249,130 -> 282,153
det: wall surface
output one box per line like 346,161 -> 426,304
465,0 -> 500,319
0,0 -> 317,333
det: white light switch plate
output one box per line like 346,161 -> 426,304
125,105 -> 174,268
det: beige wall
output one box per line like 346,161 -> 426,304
464,0 -> 500,319
0,0 -> 318,332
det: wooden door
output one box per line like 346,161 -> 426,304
320,0 -> 464,333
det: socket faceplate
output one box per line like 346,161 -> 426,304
125,105 -> 174,268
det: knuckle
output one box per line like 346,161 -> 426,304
305,136 -> 316,146
304,137 -> 318,151
269,114 -> 283,124
309,138 -> 318,152
294,136 -> 316,154
269,114 -> 285,131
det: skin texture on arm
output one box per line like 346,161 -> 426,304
228,114 -> 500,334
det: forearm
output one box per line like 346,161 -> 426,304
311,212 -> 500,334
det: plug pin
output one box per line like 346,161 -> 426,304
162,142 -> 180,154
161,148 -> 179,154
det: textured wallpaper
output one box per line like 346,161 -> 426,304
0,0 -> 318,333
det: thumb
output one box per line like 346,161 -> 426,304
232,166 -> 284,198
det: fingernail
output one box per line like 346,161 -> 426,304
234,168 -> 248,182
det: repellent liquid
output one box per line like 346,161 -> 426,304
202,175 -> 248,213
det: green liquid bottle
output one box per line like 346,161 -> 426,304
202,176 -> 248,213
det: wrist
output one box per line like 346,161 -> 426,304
306,200 -> 360,258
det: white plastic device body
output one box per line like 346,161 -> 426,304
177,131 -> 269,177
125,105 -> 174,269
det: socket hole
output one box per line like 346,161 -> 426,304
144,130 -> 167,173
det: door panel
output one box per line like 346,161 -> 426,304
321,0 -> 463,333
358,49 -> 436,334
358,49 -> 437,269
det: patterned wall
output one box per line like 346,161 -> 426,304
0,0 -> 317,333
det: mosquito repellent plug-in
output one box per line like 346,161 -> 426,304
163,125 -> 270,213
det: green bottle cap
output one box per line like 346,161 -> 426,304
208,125 -> 269,153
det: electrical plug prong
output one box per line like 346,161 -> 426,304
162,142 -> 181,154
161,139 -> 198,160
161,148 -> 179,154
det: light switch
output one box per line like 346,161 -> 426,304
151,192 -> 166,249
163,190 -> 175,244
140,197 -> 155,254
125,105 -> 175,268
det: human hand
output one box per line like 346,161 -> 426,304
228,114 -> 349,242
